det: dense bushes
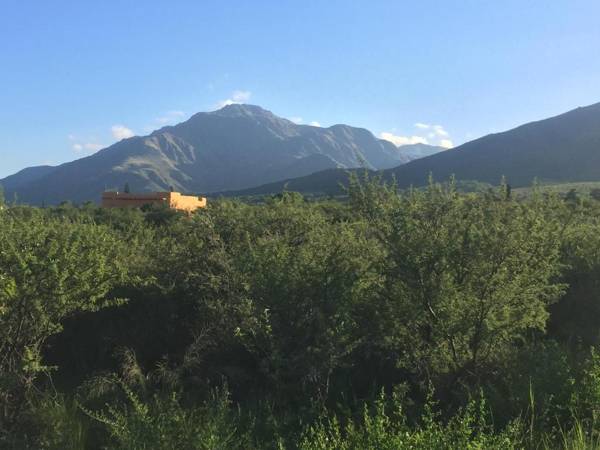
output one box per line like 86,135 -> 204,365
3,179 -> 600,448
0,210 -> 129,441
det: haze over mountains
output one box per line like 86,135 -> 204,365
228,101 -> 600,196
0,104 -> 443,205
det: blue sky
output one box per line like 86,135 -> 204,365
1,0 -> 600,178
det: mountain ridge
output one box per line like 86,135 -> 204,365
222,101 -> 600,196
1,104 -> 442,205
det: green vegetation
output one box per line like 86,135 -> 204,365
513,181 -> 600,198
4,175 -> 600,448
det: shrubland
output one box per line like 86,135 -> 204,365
2,176 -> 600,448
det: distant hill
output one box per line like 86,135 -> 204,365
226,102 -> 600,196
0,166 -> 56,192
397,143 -> 445,160
216,168 -> 364,198
0,104 -> 440,205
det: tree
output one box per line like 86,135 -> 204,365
124,182 -> 131,194
0,213 -> 127,436
368,181 -> 565,385
590,188 -> 600,201
565,188 -> 579,205
229,198 -> 382,403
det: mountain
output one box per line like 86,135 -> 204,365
215,168 -> 364,197
0,104 -> 441,205
397,143 -> 445,160
226,102 -> 600,196
0,165 -> 56,192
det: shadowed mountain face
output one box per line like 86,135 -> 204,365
226,102 -> 600,196
383,101 -> 600,188
0,104 -> 437,205
0,166 -> 56,193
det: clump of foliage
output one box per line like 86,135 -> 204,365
0,210 -> 129,443
299,389 -> 522,450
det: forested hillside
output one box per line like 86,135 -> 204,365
2,177 -> 600,449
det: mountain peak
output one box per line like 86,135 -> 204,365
1,103 -> 417,204
212,103 -> 274,118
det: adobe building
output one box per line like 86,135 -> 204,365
101,191 -> 207,213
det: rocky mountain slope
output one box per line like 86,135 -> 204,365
1,104 -> 440,204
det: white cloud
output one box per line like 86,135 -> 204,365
415,122 -> 448,136
231,90 -> 251,102
111,125 -> 135,140
71,141 -> 104,154
289,117 -> 321,126
143,110 -> 187,132
69,121 -> 137,156
439,139 -> 454,149
86,143 -> 104,151
432,125 -> 449,137
217,90 -> 252,108
380,132 -> 429,146
156,110 -> 185,125
389,122 -> 454,148
414,122 -> 448,137
69,134 -> 105,154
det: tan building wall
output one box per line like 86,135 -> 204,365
168,192 -> 207,212
101,191 -> 207,212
